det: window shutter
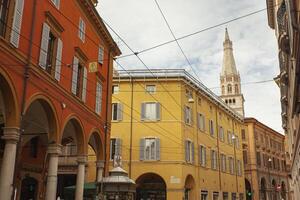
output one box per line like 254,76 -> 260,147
191,142 -> 194,163
71,57 -> 79,95
54,38 -> 63,81
139,138 -> 145,161
190,109 -> 193,125
185,140 -> 188,162
197,114 -> 200,129
109,139 -> 113,160
116,138 -> 122,156
38,23 -> 50,69
202,115 -> 205,131
98,46 -> 104,64
117,103 -> 123,120
156,103 -> 160,120
141,103 -> 146,120
203,147 -> 206,166
95,82 -> 102,114
184,107 -> 187,123
155,138 -> 160,160
10,0 -> 24,48
82,67 -> 87,102
198,146 -> 201,165
211,150 -> 214,169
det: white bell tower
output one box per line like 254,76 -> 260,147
220,28 -> 245,117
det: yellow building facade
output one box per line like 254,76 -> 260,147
110,69 -> 245,200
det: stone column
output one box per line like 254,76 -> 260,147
0,127 -> 20,200
75,156 -> 87,200
96,161 -> 104,182
45,144 -> 61,200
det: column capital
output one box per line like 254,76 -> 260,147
1,127 -> 20,143
47,144 -> 62,155
96,160 -> 104,168
77,156 -> 87,165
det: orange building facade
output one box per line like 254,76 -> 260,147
0,0 -> 120,199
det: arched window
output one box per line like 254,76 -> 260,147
235,84 -> 239,94
225,99 -> 228,104
229,99 -> 232,104
233,99 -> 236,104
227,84 -> 232,94
222,86 -> 225,94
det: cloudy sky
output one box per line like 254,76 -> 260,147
97,0 -> 282,133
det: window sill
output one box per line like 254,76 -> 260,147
141,160 -> 160,162
111,120 -> 122,122
141,119 -> 160,122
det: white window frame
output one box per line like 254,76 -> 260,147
221,153 -> 227,172
199,145 -> 206,167
211,149 -> 217,170
111,103 -> 123,121
110,138 -> 122,160
141,102 -> 160,121
219,126 -> 224,141
146,85 -> 156,94
98,46 -> 104,64
184,106 -> 192,125
78,17 -> 85,42
229,157 -> 234,174
197,113 -> 205,131
185,140 -> 194,163
112,85 -> 119,94
140,137 -> 160,161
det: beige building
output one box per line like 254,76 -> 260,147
243,118 -> 289,200
266,0 -> 300,199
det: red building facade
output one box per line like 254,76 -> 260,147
0,0 -> 120,199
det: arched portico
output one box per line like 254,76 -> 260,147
260,177 -> 267,200
0,70 -> 20,200
184,174 -> 196,200
136,173 -> 166,200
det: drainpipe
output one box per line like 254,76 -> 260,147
12,0 -> 38,199
128,77 -> 133,178
215,103 -> 222,193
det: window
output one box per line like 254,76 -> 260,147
10,0 -> 24,47
235,136 -> 239,148
141,102 -> 160,121
30,137 -> 38,158
232,193 -> 237,200
237,160 -> 242,176
233,98 -> 236,104
71,56 -> 87,102
146,85 -> 156,94
219,126 -> 224,141
95,82 -> 102,114
0,0 -> 10,37
235,84 -> 239,94
111,103 -> 123,121
62,142 -> 77,156
140,138 -> 160,161
184,106 -> 192,125
185,88 -> 193,99
239,193 -> 244,200
98,46 -> 104,64
201,191 -> 208,200
227,131 -> 232,145
185,140 -> 194,163
112,85 -> 119,94
209,120 -> 214,136
39,23 -> 63,81
256,151 -> 261,166
78,17 -> 85,42
213,192 -> 219,200
223,192 -> 228,200
227,84 -> 232,94
222,85 -> 225,94
110,138 -> 122,160
199,145 -> 206,167
51,0 -> 60,8
243,150 -> 248,165
221,153 -> 226,172
229,157 -> 234,174
241,129 -> 246,140
197,113 -> 205,131
211,150 -> 217,170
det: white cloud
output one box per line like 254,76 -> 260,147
98,0 -> 283,133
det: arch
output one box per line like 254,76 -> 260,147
136,173 -> 166,200
281,181 -> 287,200
20,176 -> 38,200
227,84 -> 232,94
260,177 -> 267,200
60,115 -> 86,155
184,174 -> 196,200
235,84 -> 239,94
87,129 -> 104,160
245,178 -> 252,200
23,94 -> 59,143
0,69 -> 19,126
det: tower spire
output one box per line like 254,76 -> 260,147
221,28 -> 238,76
